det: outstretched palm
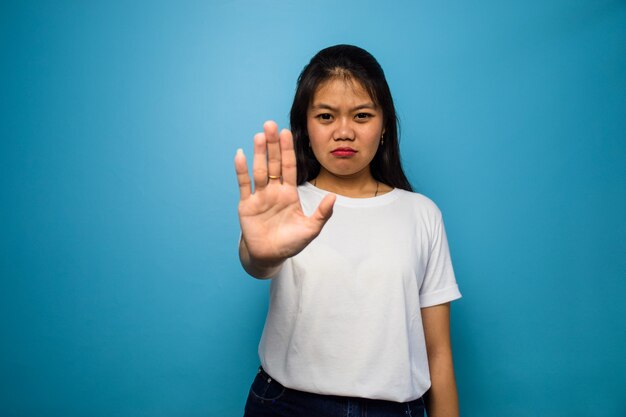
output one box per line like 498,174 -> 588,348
234,121 -> 335,271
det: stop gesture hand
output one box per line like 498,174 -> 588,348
234,121 -> 336,278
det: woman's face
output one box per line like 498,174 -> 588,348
306,77 -> 384,181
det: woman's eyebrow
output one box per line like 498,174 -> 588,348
310,102 -> 377,111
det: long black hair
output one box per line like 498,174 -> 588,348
289,44 -> 413,191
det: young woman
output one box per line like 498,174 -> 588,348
234,45 -> 461,417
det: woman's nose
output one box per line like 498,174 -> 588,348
333,118 -> 355,141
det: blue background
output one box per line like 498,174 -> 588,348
1,1 -> 625,416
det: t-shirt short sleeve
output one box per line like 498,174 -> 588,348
419,210 -> 462,308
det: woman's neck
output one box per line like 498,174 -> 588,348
312,169 -> 390,198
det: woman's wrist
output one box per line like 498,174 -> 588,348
239,239 -> 285,279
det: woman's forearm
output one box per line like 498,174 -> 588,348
421,303 -> 459,417
425,348 -> 459,417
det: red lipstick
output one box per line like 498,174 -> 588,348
331,147 -> 357,157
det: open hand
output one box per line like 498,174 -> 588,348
234,121 -> 336,277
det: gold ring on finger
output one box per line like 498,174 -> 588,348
268,175 -> 281,180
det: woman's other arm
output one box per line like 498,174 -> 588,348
421,302 -> 460,417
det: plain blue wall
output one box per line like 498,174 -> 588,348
1,1 -> 625,416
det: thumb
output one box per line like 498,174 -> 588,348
308,193 -> 336,233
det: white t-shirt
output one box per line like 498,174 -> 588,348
257,182 -> 461,402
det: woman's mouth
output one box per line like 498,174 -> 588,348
331,148 -> 357,157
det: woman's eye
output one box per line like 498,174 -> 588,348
317,113 -> 332,121
355,113 -> 372,120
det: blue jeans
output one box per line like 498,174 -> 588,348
243,367 -> 425,417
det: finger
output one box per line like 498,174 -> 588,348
252,132 -> 268,190
264,121 -> 282,180
308,193 -> 336,235
279,129 -> 297,186
234,148 -> 251,200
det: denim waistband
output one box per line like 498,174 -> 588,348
255,366 -> 425,405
